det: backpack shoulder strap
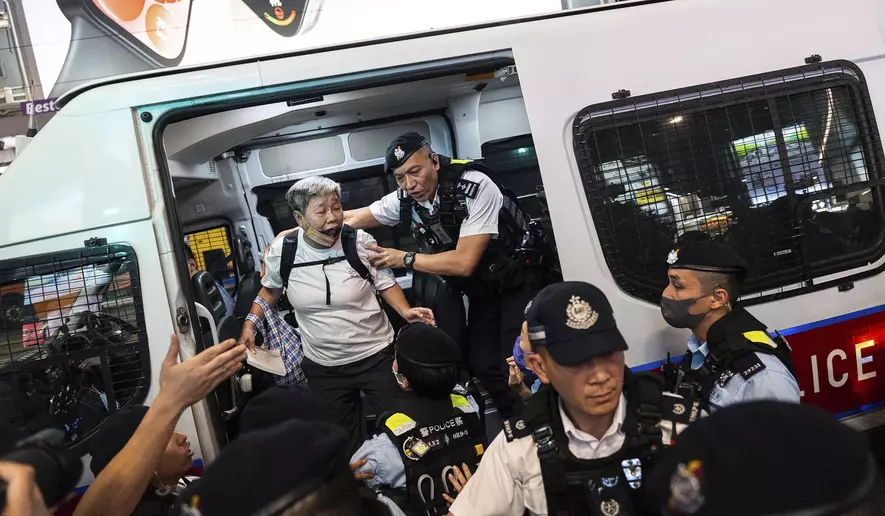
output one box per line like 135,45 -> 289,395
279,230 -> 300,288
340,225 -> 372,283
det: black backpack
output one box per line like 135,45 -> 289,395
280,225 -> 371,298
277,225 -> 406,330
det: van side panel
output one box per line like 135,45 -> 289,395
509,0 -> 885,363
0,110 -> 150,247
0,220 -> 203,484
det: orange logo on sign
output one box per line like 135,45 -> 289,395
95,0 -> 145,22
264,9 -> 296,26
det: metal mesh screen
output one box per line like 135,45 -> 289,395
574,61 -> 885,303
0,244 -> 149,453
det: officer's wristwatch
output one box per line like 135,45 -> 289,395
403,252 -> 417,270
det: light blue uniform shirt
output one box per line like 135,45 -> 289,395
687,334 -> 801,412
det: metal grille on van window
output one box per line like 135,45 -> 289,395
0,244 -> 149,453
573,61 -> 885,304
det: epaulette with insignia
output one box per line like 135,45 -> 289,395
503,415 -> 533,442
455,178 -> 480,199
731,352 -> 766,380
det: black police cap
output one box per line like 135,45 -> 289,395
525,282 -> 628,367
239,385 -> 341,435
648,401 -> 877,516
666,240 -> 748,276
384,132 -> 429,172
89,405 -> 149,476
396,322 -> 461,368
177,420 -> 349,515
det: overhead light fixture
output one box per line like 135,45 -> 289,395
517,147 -> 530,154
669,116 -> 684,124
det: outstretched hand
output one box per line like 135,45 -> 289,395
364,243 -> 407,270
157,335 -> 247,412
402,307 -> 436,327
0,461 -> 49,516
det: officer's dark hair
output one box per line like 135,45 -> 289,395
184,243 -> 196,262
697,270 -> 740,305
397,354 -> 459,401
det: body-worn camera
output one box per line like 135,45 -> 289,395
0,428 -> 82,510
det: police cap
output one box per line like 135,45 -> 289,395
384,132 -> 429,172
395,322 -> 461,368
666,240 -> 748,277
525,281 -> 628,367
648,401 -> 878,516
89,404 -> 149,476
239,385 -> 340,435
176,420 -> 349,515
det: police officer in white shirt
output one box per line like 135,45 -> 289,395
345,133 -> 555,420
238,176 -> 435,455
449,282 -> 699,516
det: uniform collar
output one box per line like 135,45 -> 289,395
687,334 -> 710,370
558,394 -> 626,445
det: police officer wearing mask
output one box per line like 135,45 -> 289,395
660,241 -> 800,411
345,133 -> 555,419
449,282 -> 699,516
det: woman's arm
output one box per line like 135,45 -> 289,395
239,287 -> 283,352
378,284 -> 435,326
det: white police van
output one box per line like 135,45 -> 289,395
1,0 -> 885,486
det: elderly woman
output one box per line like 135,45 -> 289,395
239,176 -> 435,454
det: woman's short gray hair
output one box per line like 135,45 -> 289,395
285,176 -> 342,213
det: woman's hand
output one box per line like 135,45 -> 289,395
401,307 -> 436,327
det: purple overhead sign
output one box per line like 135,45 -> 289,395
20,98 -> 59,116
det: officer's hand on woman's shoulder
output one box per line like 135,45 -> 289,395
441,463 -> 473,506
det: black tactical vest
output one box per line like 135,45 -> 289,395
671,305 -> 798,406
397,156 -> 551,293
378,393 -> 488,516
503,371 -> 699,516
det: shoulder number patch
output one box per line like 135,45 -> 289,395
731,353 -> 767,381
455,178 -> 480,199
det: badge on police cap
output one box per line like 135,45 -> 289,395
394,146 -> 405,160
600,499 -> 620,516
667,249 -> 680,265
566,295 -> 598,330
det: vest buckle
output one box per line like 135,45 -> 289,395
532,425 -> 557,456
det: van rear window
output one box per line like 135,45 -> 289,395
573,61 -> 885,303
0,244 -> 149,453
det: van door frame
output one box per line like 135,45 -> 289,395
135,50 -> 516,453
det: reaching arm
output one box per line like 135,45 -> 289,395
378,283 -> 435,326
366,234 -> 491,278
344,207 -> 384,229
412,234 -> 491,277
239,287 -> 284,352
73,336 -> 246,516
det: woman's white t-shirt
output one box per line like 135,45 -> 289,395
262,229 -> 396,367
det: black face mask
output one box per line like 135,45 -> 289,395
660,295 -> 711,329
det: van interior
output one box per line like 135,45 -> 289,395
164,65 -> 550,441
